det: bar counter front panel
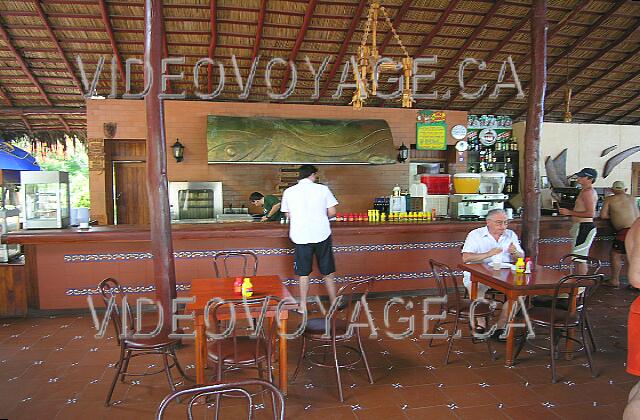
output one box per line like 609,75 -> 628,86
4,218 -> 614,310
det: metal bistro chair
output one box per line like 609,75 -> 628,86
156,379 -> 285,420
213,250 -> 259,278
515,273 -> 603,383
428,259 -> 496,364
532,254 -> 601,351
207,296 -> 280,418
292,278 -> 375,402
98,278 -> 188,406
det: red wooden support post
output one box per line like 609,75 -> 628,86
522,0 -> 547,262
144,0 -> 177,324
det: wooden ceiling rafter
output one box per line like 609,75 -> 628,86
279,0 -> 318,92
411,0 -> 461,59
462,0 -> 590,111
0,19 -> 70,131
315,0 -> 367,103
251,0 -> 267,62
444,10 -> 531,109
31,0 -> 83,93
490,0 -> 627,115
590,91 -> 640,124
98,0 -> 126,83
539,22 -> 640,118
377,0 -> 413,55
207,0 -> 217,93
418,0 -> 506,97
571,67 -> 640,117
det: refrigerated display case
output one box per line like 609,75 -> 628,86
0,208 -> 21,261
21,171 -> 70,229
169,181 -> 223,223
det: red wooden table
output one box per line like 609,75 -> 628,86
458,263 -> 573,366
185,275 -> 295,393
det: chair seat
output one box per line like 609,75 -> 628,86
123,334 -> 179,349
302,317 -> 350,339
207,337 -> 269,364
527,307 -> 578,327
447,299 -> 491,317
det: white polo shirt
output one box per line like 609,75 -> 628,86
461,226 -> 524,263
281,178 -> 338,245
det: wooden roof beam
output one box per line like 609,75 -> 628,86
540,23 -> 640,117
251,0 -> 267,62
490,0 -> 626,115
0,21 -> 52,105
316,0 -> 367,102
378,0 -> 413,55
31,0 -> 83,92
589,92 -> 640,123
0,19 -> 69,130
571,67 -> 640,117
412,0 -> 460,58
0,106 -> 86,115
613,102 -> 640,125
477,0 -> 590,113
279,0 -> 318,92
419,0 -> 506,96
444,9 -> 531,108
98,0 -> 126,83
0,83 -> 12,106
207,0 -> 217,92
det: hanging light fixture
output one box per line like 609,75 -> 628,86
563,55 -> 572,123
352,2 -> 414,110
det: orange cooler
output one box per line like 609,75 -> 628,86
453,173 -> 481,194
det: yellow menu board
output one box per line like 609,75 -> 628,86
416,110 -> 447,150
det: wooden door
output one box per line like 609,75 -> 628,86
114,162 -> 149,224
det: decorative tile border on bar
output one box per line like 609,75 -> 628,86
64,271 -> 440,296
62,235 -> 601,264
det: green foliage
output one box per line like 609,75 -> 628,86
12,138 -> 90,208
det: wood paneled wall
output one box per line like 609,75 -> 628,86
87,100 -> 467,223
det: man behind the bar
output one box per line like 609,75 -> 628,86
600,180 -> 640,288
281,164 -> 338,311
249,192 -> 283,222
462,208 -> 524,336
623,218 -> 640,419
559,168 -> 599,275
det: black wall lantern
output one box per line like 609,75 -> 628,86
397,143 -> 409,163
172,139 -> 185,162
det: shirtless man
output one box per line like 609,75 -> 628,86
600,181 -> 640,287
623,219 -> 640,419
559,168 -> 598,275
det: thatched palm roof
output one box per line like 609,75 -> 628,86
0,0 -> 639,141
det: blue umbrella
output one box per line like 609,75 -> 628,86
0,141 -> 40,171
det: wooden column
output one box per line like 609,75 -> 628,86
144,0 -> 177,323
522,0 -> 547,261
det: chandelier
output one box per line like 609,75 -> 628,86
352,2 -> 413,110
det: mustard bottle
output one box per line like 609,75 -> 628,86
241,277 -> 253,298
515,258 -> 525,273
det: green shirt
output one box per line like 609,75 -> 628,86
263,195 -> 283,221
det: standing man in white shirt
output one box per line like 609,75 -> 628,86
462,209 -> 525,335
281,165 -> 339,311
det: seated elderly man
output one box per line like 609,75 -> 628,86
462,208 -> 525,335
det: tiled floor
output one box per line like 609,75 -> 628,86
0,286 -> 636,419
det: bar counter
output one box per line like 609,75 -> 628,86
2,217 -> 614,311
